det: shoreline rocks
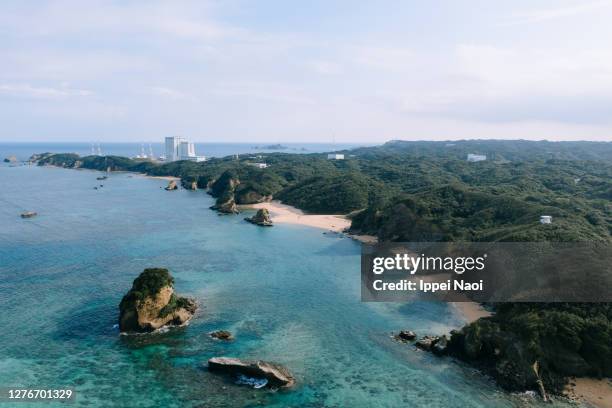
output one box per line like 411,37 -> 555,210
211,193 -> 239,214
207,357 -> 295,388
244,208 -> 273,227
118,268 -> 197,333
394,330 -> 416,342
210,330 -> 234,341
415,335 -> 440,351
165,180 -> 178,190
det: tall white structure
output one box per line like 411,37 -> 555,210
179,141 -> 195,159
164,136 -> 205,162
165,136 -> 184,162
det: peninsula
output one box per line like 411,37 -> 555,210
33,139 -> 612,398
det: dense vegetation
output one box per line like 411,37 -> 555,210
35,140 -> 612,243
37,140 -> 612,394
119,267 -> 174,308
449,303 -> 612,394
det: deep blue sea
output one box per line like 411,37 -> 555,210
0,147 -> 565,407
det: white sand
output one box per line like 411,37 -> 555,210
565,378 -> 612,408
246,201 -> 351,232
451,302 -> 493,323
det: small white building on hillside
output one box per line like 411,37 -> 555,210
327,153 -> 345,160
540,215 -> 553,224
467,154 -> 487,162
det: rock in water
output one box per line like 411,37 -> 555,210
165,180 -> 178,190
208,357 -> 295,388
209,171 -> 241,214
395,330 -> 416,341
416,335 -> 440,351
211,191 -> 239,214
118,268 -> 197,333
20,211 -> 38,218
4,155 -> 17,163
245,208 -> 273,227
432,335 -> 449,355
210,330 -> 234,341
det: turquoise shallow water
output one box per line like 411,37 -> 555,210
0,164 -> 567,407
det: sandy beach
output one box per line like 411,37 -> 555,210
451,302 -> 493,323
246,201 -> 350,231
144,175 -> 180,181
565,378 -> 612,408
245,201 -> 378,243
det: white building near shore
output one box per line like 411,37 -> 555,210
164,136 -> 206,162
327,153 -> 344,160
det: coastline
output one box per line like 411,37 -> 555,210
246,201 -> 349,232
244,201 -> 378,240
565,378 -> 612,408
450,301 -> 493,323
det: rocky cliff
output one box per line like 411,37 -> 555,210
245,208 -> 273,226
118,268 -> 197,333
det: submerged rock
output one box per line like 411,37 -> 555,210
165,180 -> 178,190
432,335 -> 449,355
210,330 -> 234,341
395,330 -> 416,341
415,335 -> 440,351
118,268 -> 197,333
208,357 -> 295,388
245,208 -> 273,227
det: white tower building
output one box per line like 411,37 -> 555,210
165,136 -> 184,161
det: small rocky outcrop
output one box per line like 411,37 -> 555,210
210,171 -> 240,197
245,208 -> 273,227
165,180 -> 178,190
415,335 -> 440,351
118,268 -> 197,333
4,155 -> 17,163
210,330 -> 234,341
211,190 -> 239,214
395,330 -> 416,341
20,211 -> 37,218
209,171 -> 241,214
181,178 -> 198,190
207,357 -> 295,388
432,335 -> 449,355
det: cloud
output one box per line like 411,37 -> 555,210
499,0 -> 612,26
309,60 -> 342,75
211,82 -> 314,105
148,86 -> 191,100
0,83 -> 92,99
352,46 -> 414,71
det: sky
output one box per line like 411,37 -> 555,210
1,0 -> 612,143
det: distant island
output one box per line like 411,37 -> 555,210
252,144 -> 288,150
32,139 -> 612,397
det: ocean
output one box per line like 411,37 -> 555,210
0,146 -> 562,407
